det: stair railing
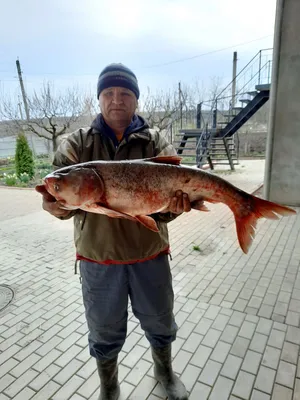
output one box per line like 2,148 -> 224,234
212,58 -> 273,129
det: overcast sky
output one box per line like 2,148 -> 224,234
0,0 -> 277,102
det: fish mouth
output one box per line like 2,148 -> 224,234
44,176 -> 58,195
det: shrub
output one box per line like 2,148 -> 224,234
38,169 -> 52,179
4,173 -> 18,186
15,133 -> 35,179
36,162 -> 52,170
19,172 -> 31,183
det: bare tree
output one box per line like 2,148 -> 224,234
81,94 -> 99,119
139,77 -> 223,140
139,86 -> 182,135
0,81 -> 90,153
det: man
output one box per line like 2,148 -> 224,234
37,63 -> 191,400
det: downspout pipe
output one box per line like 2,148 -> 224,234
264,0 -> 285,200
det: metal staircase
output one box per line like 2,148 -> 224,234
207,136 -> 239,170
174,48 -> 273,169
214,83 -> 270,139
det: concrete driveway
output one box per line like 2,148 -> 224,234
0,159 -> 299,400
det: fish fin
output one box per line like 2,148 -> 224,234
234,196 -> 296,254
191,200 -> 210,212
145,155 -> 182,165
83,203 -> 136,221
203,198 -> 219,204
135,215 -> 159,232
82,204 -> 160,232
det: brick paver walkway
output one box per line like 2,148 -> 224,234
0,160 -> 299,400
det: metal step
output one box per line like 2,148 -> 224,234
210,149 -> 235,153
209,153 -> 237,160
212,137 -> 234,140
211,140 -> 235,144
209,154 -> 237,158
173,139 -> 198,143
211,161 -> 239,165
210,155 -> 237,158
218,89 -> 270,138
173,138 -> 198,142
178,130 -> 203,137
173,142 -> 197,146
246,91 -> 258,96
175,134 -> 201,138
205,143 -> 235,147
175,147 -> 197,151
240,99 -> 251,104
210,143 -> 235,146
174,138 -> 198,141
209,150 -> 236,154
209,146 -> 237,151
255,83 -> 271,91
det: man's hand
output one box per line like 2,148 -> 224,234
163,190 -> 192,214
35,184 -> 72,218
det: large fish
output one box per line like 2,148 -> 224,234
38,155 -> 296,254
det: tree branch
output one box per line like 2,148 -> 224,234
0,80 -> 89,153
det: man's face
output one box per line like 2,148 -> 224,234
99,86 -> 137,125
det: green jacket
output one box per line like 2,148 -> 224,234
52,114 -> 179,264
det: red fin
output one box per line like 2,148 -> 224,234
145,155 -> 182,165
135,215 -> 159,232
198,197 -> 219,204
191,199 -> 210,212
83,203 -> 136,221
82,204 -> 160,232
234,196 -> 296,254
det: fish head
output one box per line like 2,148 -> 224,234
44,167 -> 104,208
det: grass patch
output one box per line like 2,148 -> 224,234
181,156 -> 196,163
0,156 -> 52,188
210,169 -> 235,175
192,245 -> 201,252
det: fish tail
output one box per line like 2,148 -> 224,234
233,195 -> 296,254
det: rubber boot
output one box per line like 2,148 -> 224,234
96,357 -> 120,400
151,345 -> 188,400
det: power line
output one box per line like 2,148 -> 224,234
0,34 -> 273,80
140,35 -> 273,69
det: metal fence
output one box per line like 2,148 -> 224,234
0,134 -> 50,159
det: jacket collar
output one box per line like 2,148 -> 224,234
91,113 -> 151,147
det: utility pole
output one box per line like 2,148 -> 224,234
17,96 -> 24,119
16,59 -> 30,120
178,82 -> 182,129
232,51 -> 238,108
16,59 -> 36,155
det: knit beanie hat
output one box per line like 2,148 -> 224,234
97,63 -> 140,99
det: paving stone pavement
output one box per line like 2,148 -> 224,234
0,160 -> 300,399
